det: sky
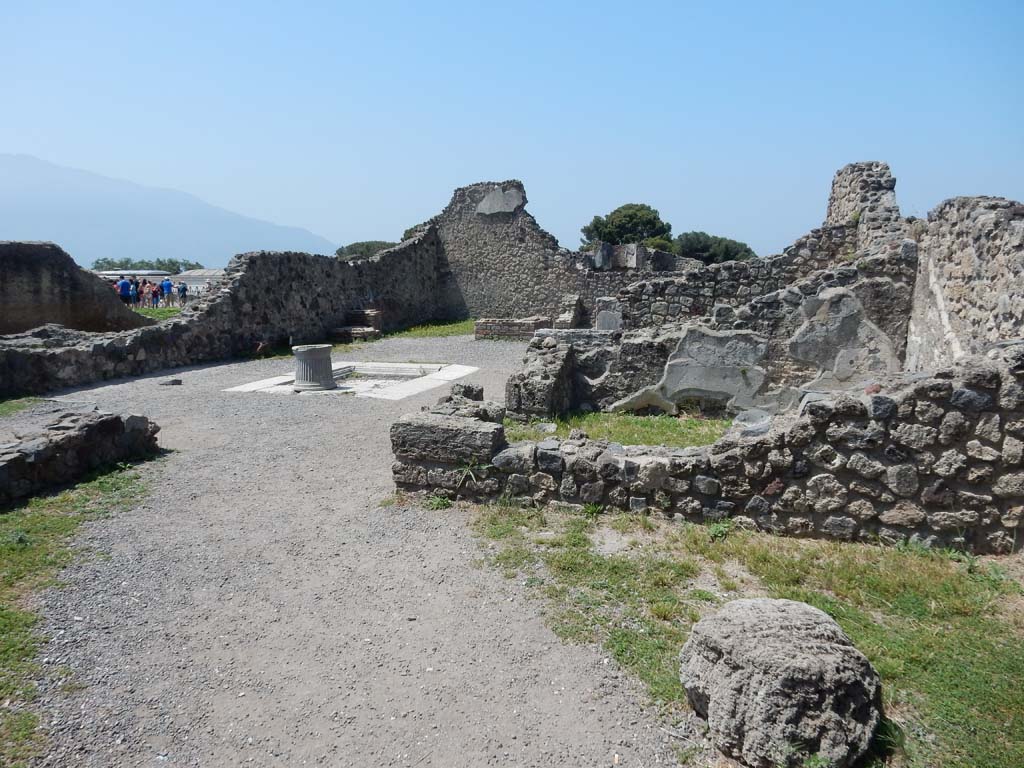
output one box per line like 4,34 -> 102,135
2,0 -> 1022,257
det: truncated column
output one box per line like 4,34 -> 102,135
292,344 -> 337,391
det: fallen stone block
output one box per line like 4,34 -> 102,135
680,598 -> 881,768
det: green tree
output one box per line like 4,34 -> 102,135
580,203 -> 672,248
91,257 -> 204,272
335,241 -> 398,261
673,231 -> 755,265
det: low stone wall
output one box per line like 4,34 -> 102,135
395,351 -> 1024,554
474,316 -> 551,341
618,226 -> 856,330
0,229 -> 457,396
0,410 -> 160,506
0,242 -> 152,334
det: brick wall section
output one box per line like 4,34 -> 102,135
394,349 -> 1024,554
474,317 -> 551,341
0,411 -> 160,506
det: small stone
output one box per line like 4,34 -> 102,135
694,475 -> 720,495
847,452 -> 884,479
879,501 -> 926,526
867,395 -> 896,420
933,449 -> 968,478
927,508 -> 980,530
885,464 -> 919,498
806,474 -> 848,513
950,387 -> 994,413
579,481 -> 604,504
1001,506 -> 1024,528
890,423 -> 938,451
629,496 -> 648,512
993,472 -> 1024,498
974,413 -> 1002,442
938,411 -> 970,445
1002,436 -> 1023,466
966,440 -> 1000,462
821,515 -> 858,540
847,499 -> 877,520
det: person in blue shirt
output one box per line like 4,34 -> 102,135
161,277 -> 175,307
117,276 -> 131,305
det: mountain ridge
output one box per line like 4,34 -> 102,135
0,154 -> 337,267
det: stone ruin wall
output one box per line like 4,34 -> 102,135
420,180 -> 695,322
506,237 -> 919,420
619,162 -> 907,331
0,231 -> 454,396
906,197 -> 1024,371
0,241 -> 153,334
394,347 -> 1024,554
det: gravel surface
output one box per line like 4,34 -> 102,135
24,336 -> 681,767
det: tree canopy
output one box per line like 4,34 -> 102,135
580,203 -> 672,250
674,231 -> 756,265
335,241 -> 398,261
579,203 -> 756,264
92,257 -> 205,273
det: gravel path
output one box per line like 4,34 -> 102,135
26,336 -> 680,767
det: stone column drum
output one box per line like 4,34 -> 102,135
292,344 -> 337,391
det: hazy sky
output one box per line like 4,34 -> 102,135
3,1 -> 1022,255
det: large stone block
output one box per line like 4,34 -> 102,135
680,598 -> 881,768
390,413 -> 505,465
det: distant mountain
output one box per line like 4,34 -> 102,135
0,154 -> 337,267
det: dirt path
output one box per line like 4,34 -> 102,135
28,336 -> 679,767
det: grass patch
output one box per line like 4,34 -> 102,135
387,318 -> 475,338
135,306 -> 181,320
473,507 -> 1024,767
504,411 -> 730,448
0,398 -> 41,419
0,463 -> 149,766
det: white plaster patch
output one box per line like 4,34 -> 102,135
224,362 -> 478,401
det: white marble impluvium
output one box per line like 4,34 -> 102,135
223,361 -> 478,401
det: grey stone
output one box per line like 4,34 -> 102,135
867,395 -> 896,420
974,412 -> 1002,442
847,499 -> 877,520
806,474 -> 848,513
390,413 -> 505,465
933,449 -> 967,478
847,452 -> 884,479
821,515 -> 858,539
950,387 -> 994,413
694,475 -> 720,495
1002,436 -> 1023,466
890,422 -> 938,450
475,184 -> 525,215
492,444 -> 536,474
885,464 -> 919,497
966,440 -> 1000,462
927,508 -> 980,530
993,472 -> 1024,498
879,501 -> 926,526
939,411 -> 970,445
579,481 -> 604,504
679,599 -> 881,768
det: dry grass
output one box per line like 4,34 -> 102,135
472,505 -> 1024,768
